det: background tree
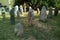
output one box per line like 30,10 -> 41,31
14,0 -> 60,9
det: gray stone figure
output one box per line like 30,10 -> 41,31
28,6 -> 34,26
9,6 -> 12,12
54,7 -> 58,16
14,5 -> 19,17
10,8 -> 15,24
37,8 -> 40,14
24,6 -> 26,12
40,6 -> 47,22
14,23 -> 24,37
20,5 -> 23,14
1,6 -> 6,21
5,6 -> 9,12
48,7 -> 53,18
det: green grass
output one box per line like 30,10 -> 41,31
0,12 -> 60,40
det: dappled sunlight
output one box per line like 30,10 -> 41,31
59,11 -> 60,13
0,11 -> 60,40
20,12 -> 28,17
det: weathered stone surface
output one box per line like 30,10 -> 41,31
54,7 -> 58,16
10,8 -> 15,24
28,6 -> 34,25
14,23 -> 24,37
20,5 -> 23,14
40,6 -> 47,22
48,7 -> 53,18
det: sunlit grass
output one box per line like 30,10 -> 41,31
0,12 -> 60,40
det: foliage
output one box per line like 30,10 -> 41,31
15,0 -> 60,9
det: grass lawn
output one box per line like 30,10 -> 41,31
0,12 -> 60,40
